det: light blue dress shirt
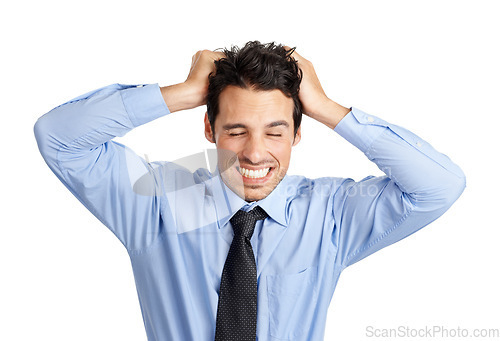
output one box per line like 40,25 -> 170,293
34,83 -> 466,340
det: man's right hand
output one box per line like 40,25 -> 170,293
161,50 -> 225,113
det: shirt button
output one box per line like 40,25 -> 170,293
137,84 -> 144,88
416,141 -> 422,147
367,116 -> 375,122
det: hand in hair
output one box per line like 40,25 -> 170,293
285,46 -> 350,129
160,50 -> 225,113
185,50 -> 226,107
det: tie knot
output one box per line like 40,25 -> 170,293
230,206 -> 269,238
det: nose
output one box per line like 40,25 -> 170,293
242,134 -> 267,164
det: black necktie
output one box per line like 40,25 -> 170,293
214,206 -> 269,341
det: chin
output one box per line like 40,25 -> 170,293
244,192 -> 266,202
243,185 -> 275,202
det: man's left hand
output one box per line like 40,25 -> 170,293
286,46 -> 350,129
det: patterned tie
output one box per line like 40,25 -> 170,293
214,206 -> 269,341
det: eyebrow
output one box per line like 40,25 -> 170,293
222,120 -> 289,130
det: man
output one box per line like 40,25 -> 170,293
34,41 -> 466,340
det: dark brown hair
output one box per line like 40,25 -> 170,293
206,41 -> 303,139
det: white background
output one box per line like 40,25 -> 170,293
2,0 -> 499,340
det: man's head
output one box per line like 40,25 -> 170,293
204,41 -> 303,202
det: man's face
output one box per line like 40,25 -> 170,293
204,85 -> 301,202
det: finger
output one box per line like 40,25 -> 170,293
214,51 -> 226,58
210,51 -> 226,62
284,45 -> 296,56
283,45 -> 304,62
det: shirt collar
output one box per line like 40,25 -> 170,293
210,165 -> 289,229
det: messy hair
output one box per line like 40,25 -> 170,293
206,41 -> 303,140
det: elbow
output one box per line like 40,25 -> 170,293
427,154 -> 467,209
34,113 -> 58,162
34,114 -> 49,156
436,172 -> 467,209
410,171 -> 466,212
34,115 -> 46,144
446,158 -> 467,205
431,174 -> 466,218
444,173 -> 466,207
440,160 -> 467,208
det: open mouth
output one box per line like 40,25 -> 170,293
236,166 -> 273,179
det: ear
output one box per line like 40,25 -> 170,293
204,112 -> 216,143
292,125 -> 301,146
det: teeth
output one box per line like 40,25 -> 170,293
238,167 -> 271,179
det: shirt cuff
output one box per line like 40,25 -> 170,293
120,83 -> 171,127
333,107 -> 389,154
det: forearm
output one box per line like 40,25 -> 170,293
308,98 -> 351,130
160,82 -> 203,113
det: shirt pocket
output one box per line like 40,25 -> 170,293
266,266 -> 318,340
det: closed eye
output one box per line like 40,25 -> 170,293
228,133 -> 282,137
